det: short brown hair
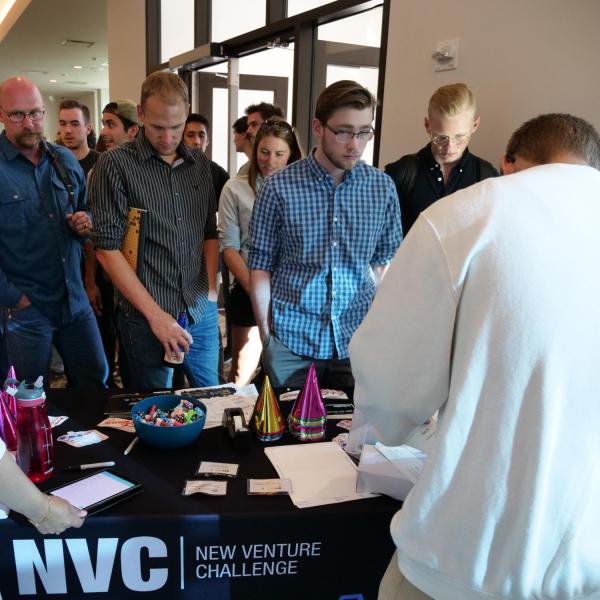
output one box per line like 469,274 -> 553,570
314,80 -> 376,124
245,102 -> 283,121
59,99 -> 90,124
248,118 -> 303,192
140,71 -> 188,109
505,113 -> 600,169
428,83 -> 476,118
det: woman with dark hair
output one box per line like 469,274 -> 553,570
219,118 -> 302,384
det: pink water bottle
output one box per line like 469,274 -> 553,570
16,377 -> 54,483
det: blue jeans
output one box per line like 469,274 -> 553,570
261,333 -> 354,389
3,303 -> 108,388
117,302 -> 219,390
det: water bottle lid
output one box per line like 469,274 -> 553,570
15,377 -> 46,405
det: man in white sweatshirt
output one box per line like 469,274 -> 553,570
350,113 -> 600,600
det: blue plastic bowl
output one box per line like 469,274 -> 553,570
131,395 -> 207,449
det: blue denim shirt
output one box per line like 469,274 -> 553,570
248,151 -> 403,359
0,132 -> 89,325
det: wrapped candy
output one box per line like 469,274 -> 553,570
133,399 -> 203,428
251,376 -> 285,442
288,363 -> 326,442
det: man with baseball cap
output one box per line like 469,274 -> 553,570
100,99 -> 141,150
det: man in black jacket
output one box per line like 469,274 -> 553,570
385,83 -> 497,234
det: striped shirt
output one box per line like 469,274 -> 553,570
248,150 -> 402,359
89,133 -> 217,324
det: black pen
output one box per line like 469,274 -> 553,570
109,390 -> 171,401
63,461 -> 115,472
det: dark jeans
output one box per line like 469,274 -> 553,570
3,303 -> 108,388
261,333 -> 354,390
94,274 -> 118,386
117,302 -> 219,390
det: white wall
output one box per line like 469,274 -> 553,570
44,91 -> 100,145
107,0 -> 146,103
380,0 -> 600,169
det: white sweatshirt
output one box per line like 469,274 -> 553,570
350,164 -> 600,600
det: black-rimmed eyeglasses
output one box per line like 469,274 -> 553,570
4,109 -> 46,123
325,124 -> 374,143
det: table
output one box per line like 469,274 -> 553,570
0,388 -> 401,600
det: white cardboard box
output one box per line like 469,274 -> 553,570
356,443 -> 425,501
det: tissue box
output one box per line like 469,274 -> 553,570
356,444 -> 417,501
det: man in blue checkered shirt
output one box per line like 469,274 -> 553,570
248,80 -> 402,389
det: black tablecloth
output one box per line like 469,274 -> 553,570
0,387 -> 401,600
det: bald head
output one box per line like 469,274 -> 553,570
0,76 -> 46,153
0,76 -> 42,105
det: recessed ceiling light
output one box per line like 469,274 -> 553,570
49,79 -> 57,83
73,65 -> 83,69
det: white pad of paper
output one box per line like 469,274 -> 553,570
264,442 -> 377,509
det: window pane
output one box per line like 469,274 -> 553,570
161,0 -> 195,63
315,6 -> 383,165
318,6 -> 382,47
287,0 -> 335,17
211,0 -> 266,42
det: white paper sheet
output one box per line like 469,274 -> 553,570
264,442 -> 377,508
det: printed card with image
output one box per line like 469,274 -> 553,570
97,417 -> 136,433
57,430 -> 108,448
49,416 -> 69,428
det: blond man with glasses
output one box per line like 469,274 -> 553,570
385,83 -> 497,235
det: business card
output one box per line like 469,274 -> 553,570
196,461 -> 239,478
183,480 -> 228,496
247,478 -> 292,495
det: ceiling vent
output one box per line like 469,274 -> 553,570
65,80 -> 88,85
21,70 -> 48,75
61,39 -> 95,49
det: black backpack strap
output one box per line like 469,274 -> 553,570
477,157 -> 499,180
386,154 -> 420,200
40,140 -> 76,211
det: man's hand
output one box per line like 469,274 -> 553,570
148,310 -> 193,356
259,327 -> 271,346
85,280 -> 103,316
13,294 -> 31,311
67,211 -> 92,236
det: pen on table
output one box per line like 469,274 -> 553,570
110,390 -> 171,401
123,437 -> 139,455
63,461 -> 115,472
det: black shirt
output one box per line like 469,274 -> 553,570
209,159 -> 229,200
78,149 -> 100,178
385,144 -> 498,234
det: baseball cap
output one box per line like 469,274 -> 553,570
102,99 -> 142,127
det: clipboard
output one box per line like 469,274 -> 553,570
49,469 -> 143,515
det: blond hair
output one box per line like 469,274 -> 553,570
140,71 -> 188,109
428,83 -> 476,118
